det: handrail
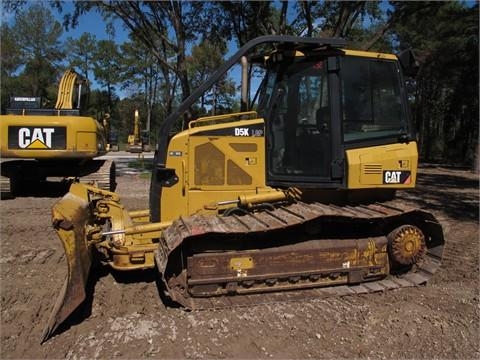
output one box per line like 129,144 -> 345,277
188,111 -> 258,129
155,35 -> 346,167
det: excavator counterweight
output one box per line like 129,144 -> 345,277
0,69 -> 116,197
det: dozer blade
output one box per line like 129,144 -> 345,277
42,184 -> 92,342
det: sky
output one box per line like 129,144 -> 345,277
54,4 -> 131,95
47,3 -> 249,100
1,2 -> 131,94
8,2 -> 247,99
0,2 -> 126,42
53,2 -> 129,44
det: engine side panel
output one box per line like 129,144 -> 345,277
346,142 -> 418,189
160,117 -> 275,223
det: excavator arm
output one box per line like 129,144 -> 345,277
54,69 -> 88,110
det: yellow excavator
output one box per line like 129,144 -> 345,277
103,113 -> 119,152
0,69 -> 116,197
126,109 -> 151,153
43,36 -> 444,341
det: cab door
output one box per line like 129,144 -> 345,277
266,57 -> 343,187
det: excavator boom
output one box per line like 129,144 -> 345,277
126,109 -> 145,153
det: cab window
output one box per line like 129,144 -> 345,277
342,57 -> 407,142
268,60 -> 331,177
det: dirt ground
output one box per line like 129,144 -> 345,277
1,165 -> 478,359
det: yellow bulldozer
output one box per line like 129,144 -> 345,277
0,69 -> 116,197
43,36 -> 444,341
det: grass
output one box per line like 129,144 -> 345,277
126,158 -> 153,180
139,172 -> 152,179
127,158 -> 154,171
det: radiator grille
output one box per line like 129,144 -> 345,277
362,164 -> 383,174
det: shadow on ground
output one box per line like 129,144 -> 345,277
399,168 -> 479,222
1,180 -> 71,199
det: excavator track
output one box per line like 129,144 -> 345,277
79,159 -> 116,191
156,200 -> 444,310
0,175 -> 12,198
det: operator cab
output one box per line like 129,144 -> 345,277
256,49 -> 412,188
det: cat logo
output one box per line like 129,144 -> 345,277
8,126 -> 66,150
18,127 -> 55,149
383,170 -> 411,184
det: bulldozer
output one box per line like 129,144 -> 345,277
126,109 -> 151,153
0,69 -> 116,197
43,36 -> 444,341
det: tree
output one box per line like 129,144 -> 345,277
65,32 -> 97,80
215,1 -> 278,45
188,39 -> 235,115
0,23 -> 23,110
2,3 -> 64,102
120,36 -> 166,137
393,2 -> 479,165
92,39 -> 121,113
66,1 -> 207,101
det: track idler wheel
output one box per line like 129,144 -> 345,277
388,225 -> 426,267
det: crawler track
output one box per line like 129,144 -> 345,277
0,175 -> 12,198
156,200 -> 444,309
79,159 -> 116,191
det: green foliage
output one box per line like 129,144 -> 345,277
188,39 -> 236,116
1,0 -> 477,166
92,40 -> 121,93
115,96 -> 144,142
65,32 -> 97,80
90,39 -> 122,115
214,1 -> 277,45
1,3 -> 64,108
0,23 -> 22,110
0,23 -> 22,77
128,159 -> 154,171
118,36 -> 166,140
393,2 -> 479,165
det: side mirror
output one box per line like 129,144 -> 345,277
397,49 -> 419,78
154,166 -> 178,187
